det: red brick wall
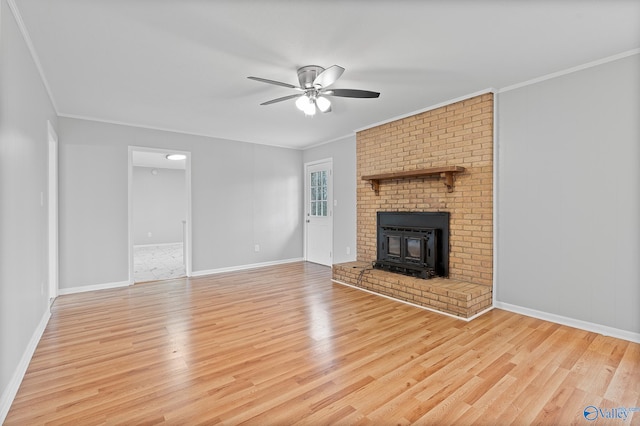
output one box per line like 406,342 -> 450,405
356,93 -> 493,286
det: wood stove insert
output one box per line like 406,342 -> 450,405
374,212 -> 450,279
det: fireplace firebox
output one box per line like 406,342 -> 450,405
374,212 -> 450,279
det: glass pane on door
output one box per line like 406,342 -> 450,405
310,171 -> 328,217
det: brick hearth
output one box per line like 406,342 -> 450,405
333,262 -> 492,318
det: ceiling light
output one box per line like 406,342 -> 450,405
166,154 -> 186,161
303,102 -> 316,116
295,95 -> 315,116
295,95 -> 308,111
316,96 -> 331,113
296,94 -> 323,116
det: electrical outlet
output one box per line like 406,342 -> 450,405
148,232 -> 152,238
254,244 -> 260,252
346,247 -> 351,255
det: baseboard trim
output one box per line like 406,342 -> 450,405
58,280 -> 131,295
0,308 -> 51,424
332,279 -> 493,322
191,258 -> 304,277
494,301 -> 640,344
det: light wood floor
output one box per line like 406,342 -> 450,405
6,262 -> 639,425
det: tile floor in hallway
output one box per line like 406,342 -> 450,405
134,243 -> 185,282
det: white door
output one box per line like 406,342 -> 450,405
305,160 -> 333,266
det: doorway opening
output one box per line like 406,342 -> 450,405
128,147 -> 192,283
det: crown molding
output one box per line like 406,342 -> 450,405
6,0 -> 59,112
498,48 -> 640,93
303,133 -> 355,150
57,113 -> 302,151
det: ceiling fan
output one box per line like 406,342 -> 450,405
247,65 -> 380,116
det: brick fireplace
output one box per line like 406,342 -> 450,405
332,93 -> 494,318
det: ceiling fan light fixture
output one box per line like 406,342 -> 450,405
295,95 -> 309,111
316,96 -> 331,113
248,64 -> 380,115
303,102 -> 316,116
296,95 -> 316,116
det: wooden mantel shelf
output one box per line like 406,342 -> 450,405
362,166 -> 466,194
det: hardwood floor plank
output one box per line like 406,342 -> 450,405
604,342 -> 640,408
5,262 -> 639,425
508,365 -> 571,425
450,374 -> 518,424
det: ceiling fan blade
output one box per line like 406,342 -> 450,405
324,89 -> 380,98
260,93 -> 302,106
313,65 -> 345,88
247,76 -> 301,90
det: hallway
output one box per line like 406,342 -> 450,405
133,243 -> 185,282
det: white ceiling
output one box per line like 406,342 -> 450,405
13,0 -> 640,149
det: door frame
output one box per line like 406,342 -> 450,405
47,121 -> 58,303
303,158 -> 333,265
128,146 -> 193,283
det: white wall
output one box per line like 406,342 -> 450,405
302,135 -> 357,264
496,53 -> 640,336
133,166 -> 186,245
0,0 -> 58,419
58,117 -> 304,290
